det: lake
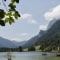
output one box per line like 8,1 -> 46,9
0,52 -> 60,60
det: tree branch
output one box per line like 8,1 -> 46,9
2,0 -> 8,11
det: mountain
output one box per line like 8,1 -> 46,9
1,19 -> 59,49
38,30 -> 46,37
12,41 -> 27,47
23,19 -> 60,50
22,30 -> 46,48
47,19 -> 59,29
35,19 -> 60,51
22,35 -> 39,48
0,37 -> 18,48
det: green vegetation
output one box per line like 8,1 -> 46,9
23,45 -> 41,52
28,47 -> 35,51
23,48 -> 28,52
19,46 -> 23,52
0,0 -> 20,26
0,46 -> 23,52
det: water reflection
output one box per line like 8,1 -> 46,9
7,52 -> 12,60
0,52 -> 60,60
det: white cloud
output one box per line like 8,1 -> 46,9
44,5 -> 60,21
39,25 -> 47,30
21,13 -> 32,19
28,19 -> 37,24
20,13 -> 37,24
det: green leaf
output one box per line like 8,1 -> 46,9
15,0 -> 19,3
10,17 -> 15,23
0,9 -> 5,19
9,3 -> 16,11
11,0 -> 15,3
4,0 -> 6,1
0,20 -> 5,26
13,13 -> 18,19
5,17 -> 15,25
6,11 -> 12,16
15,11 -> 21,17
13,11 -> 21,19
9,17 -> 15,24
5,18 -> 9,23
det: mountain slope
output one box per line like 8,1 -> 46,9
0,37 -> 18,48
36,20 -> 60,49
47,19 -> 57,29
22,30 -> 46,48
23,35 -> 39,48
22,19 -> 60,49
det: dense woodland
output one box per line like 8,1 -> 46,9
0,46 -> 23,52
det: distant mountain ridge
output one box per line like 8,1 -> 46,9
0,37 -> 18,48
12,41 -> 27,46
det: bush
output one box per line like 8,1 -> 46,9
28,47 -> 35,51
19,46 -> 23,52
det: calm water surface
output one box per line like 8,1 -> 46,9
0,52 -> 60,60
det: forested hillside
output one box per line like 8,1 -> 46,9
36,20 -> 60,51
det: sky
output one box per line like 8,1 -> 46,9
0,0 -> 60,42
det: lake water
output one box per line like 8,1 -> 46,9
0,52 -> 60,60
